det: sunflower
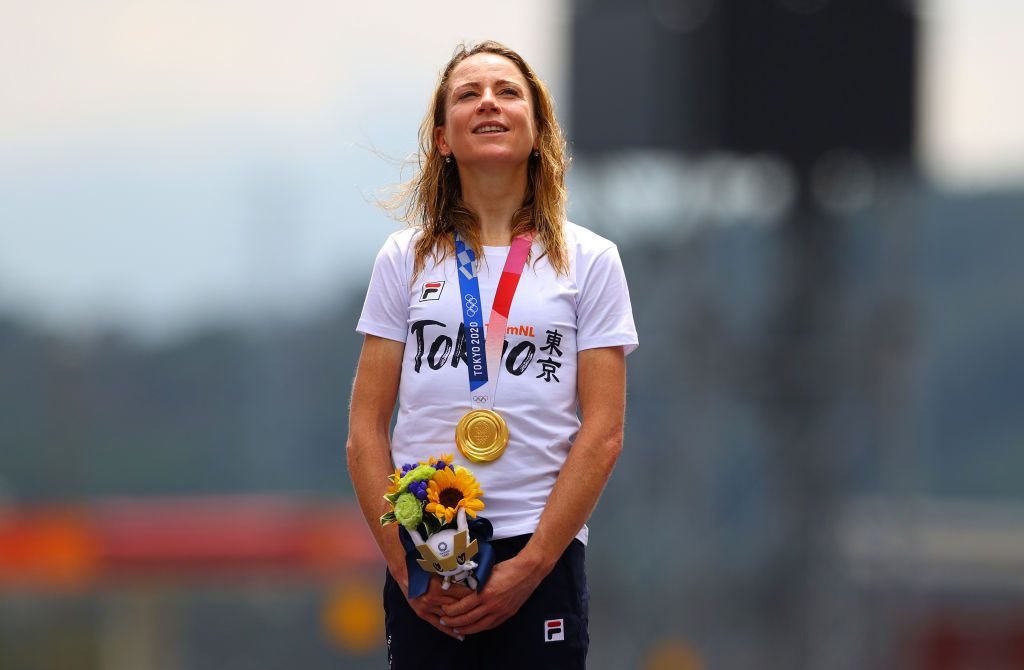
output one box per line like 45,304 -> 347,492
425,466 -> 485,523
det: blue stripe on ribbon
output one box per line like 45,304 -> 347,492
454,233 -> 488,391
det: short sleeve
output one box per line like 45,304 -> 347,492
356,235 -> 409,343
576,246 -> 639,355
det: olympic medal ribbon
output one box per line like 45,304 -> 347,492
453,231 -> 533,411
453,232 -> 533,462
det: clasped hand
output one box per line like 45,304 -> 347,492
397,564 -> 474,641
436,558 -> 543,637
401,555 -> 544,639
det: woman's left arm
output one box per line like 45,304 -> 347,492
439,345 -> 626,635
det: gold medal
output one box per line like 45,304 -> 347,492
455,409 -> 509,463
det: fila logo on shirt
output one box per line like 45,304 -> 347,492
544,618 -> 565,642
419,281 -> 445,301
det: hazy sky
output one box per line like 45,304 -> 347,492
0,0 -> 570,342
0,0 -> 1020,342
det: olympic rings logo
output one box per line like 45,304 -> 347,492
473,395 -> 489,403
464,294 -> 479,317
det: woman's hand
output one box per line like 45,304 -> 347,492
391,560 -> 474,640
437,556 -> 545,635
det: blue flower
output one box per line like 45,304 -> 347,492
409,480 -> 429,501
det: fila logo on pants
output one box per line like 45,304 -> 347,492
544,618 -> 564,642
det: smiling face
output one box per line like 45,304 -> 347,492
434,53 -> 538,171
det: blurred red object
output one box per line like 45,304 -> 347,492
918,615 -> 1024,670
0,506 -> 98,588
0,496 -> 380,589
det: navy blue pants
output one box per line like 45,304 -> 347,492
383,535 -> 589,669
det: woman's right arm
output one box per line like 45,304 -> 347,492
346,333 -> 407,582
345,333 -> 469,640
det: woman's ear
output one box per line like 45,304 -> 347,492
434,126 -> 449,157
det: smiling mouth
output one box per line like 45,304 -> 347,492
473,125 -> 509,134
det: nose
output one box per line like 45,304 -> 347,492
477,87 -> 499,112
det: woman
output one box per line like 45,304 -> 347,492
346,40 -> 637,668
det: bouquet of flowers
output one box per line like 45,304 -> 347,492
380,455 -> 492,593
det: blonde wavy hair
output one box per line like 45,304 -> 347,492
392,40 -> 570,278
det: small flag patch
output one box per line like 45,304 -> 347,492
544,618 -> 564,642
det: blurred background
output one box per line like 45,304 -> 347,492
2,0 -> 1023,668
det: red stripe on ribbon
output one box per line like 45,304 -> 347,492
492,271 -> 522,319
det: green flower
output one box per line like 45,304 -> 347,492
398,465 -> 436,492
394,492 -> 423,531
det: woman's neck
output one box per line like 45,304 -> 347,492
458,164 -> 528,246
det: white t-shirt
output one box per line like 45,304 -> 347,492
356,222 -> 638,544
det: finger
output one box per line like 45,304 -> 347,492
408,592 -> 459,625
441,593 -> 480,617
446,583 -> 475,598
419,594 -> 459,608
421,603 -> 446,617
441,603 -> 489,630
431,618 -> 465,641
430,603 -> 456,617
412,607 -> 465,641
431,621 -> 465,641
453,612 -> 502,636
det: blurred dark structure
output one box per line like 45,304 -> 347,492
571,0 -> 915,172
